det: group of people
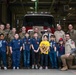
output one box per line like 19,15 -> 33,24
0,23 -> 76,71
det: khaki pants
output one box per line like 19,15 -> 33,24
61,54 -> 76,69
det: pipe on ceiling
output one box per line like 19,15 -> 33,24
9,0 -> 16,3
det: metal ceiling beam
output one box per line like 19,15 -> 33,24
9,2 -> 76,8
9,0 -> 16,3
9,2 -> 51,7
49,0 -> 55,11
20,0 -> 26,14
68,0 -> 72,4
9,1 -> 76,5
35,0 -> 38,12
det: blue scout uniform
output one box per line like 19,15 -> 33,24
23,37 -> 31,67
57,44 -> 65,57
31,38 -> 40,65
31,38 -> 40,50
49,40 -> 58,68
10,39 -> 22,68
0,40 -> 8,67
57,44 -> 65,68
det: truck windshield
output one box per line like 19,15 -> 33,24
23,14 -> 55,27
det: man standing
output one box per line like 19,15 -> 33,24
8,27 -> 17,68
67,24 -> 76,45
19,26 -> 26,68
43,27 -> 53,41
4,23 -> 11,68
30,27 -> 42,39
5,23 -> 11,42
0,24 -> 6,36
54,24 -> 65,43
8,27 -> 16,41
61,33 -> 76,71
5,23 -> 11,35
19,26 -> 26,39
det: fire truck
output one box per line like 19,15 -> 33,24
23,12 -> 55,34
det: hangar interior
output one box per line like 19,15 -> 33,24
0,0 -> 76,31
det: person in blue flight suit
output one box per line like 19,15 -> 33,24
10,33 -> 22,69
57,38 -> 65,68
31,33 -> 40,69
0,33 -> 8,70
23,33 -> 31,69
49,35 -> 58,69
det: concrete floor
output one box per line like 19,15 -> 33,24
0,69 -> 76,75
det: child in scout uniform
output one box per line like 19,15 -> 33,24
57,38 -> 65,69
0,33 -> 8,70
10,33 -> 22,69
23,33 -> 31,69
49,35 -> 58,69
39,35 -> 50,69
31,33 -> 40,69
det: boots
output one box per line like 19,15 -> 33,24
61,66 -> 68,71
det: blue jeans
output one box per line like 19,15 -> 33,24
49,52 -> 57,68
0,50 -> 7,67
12,50 -> 21,68
24,50 -> 30,67
41,54 -> 48,67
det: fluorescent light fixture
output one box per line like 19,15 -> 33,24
45,12 -> 48,14
30,12 -> 33,13
41,12 -> 43,14
63,17 -> 66,20
69,7 -> 72,10
34,12 -> 37,13
30,7 -> 34,9
31,0 -> 36,1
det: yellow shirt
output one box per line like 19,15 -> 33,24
39,41 -> 50,54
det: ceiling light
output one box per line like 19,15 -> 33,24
30,12 -> 33,13
45,12 -> 48,14
34,12 -> 37,13
30,7 -> 34,9
41,12 -> 43,14
63,17 -> 66,20
67,13 -> 72,16
31,0 -> 36,2
69,7 -> 72,10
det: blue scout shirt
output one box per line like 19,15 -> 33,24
31,38 -> 40,50
57,44 -> 65,57
50,40 -> 57,53
23,37 -> 31,51
0,40 -> 8,52
10,39 -> 22,50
